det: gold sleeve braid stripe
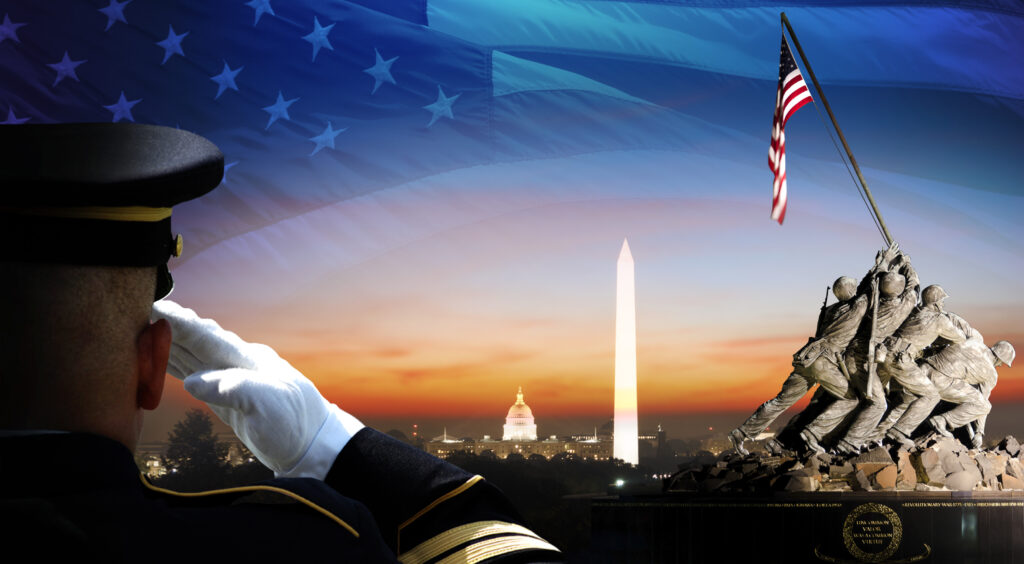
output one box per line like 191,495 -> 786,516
397,474 -> 484,552
436,535 -> 561,564
399,475 -> 484,531
138,473 -> 359,538
399,520 -> 556,564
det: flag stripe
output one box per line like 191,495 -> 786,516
769,36 -> 811,225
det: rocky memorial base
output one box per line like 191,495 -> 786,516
588,436 -> 1024,562
671,435 -> 1024,494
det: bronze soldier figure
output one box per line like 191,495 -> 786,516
729,244 -> 899,455
874,285 -> 968,447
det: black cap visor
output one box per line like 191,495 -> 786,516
0,212 -> 178,299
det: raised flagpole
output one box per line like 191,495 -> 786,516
780,12 -> 893,246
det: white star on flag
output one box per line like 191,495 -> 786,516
309,122 -> 346,156
156,25 -> 188,65
210,62 -> 243,100
364,49 -> 398,95
262,92 -> 298,130
103,91 -> 141,122
48,52 -> 86,87
0,14 -> 27,43
245,0 -> 274,26
99,0 -> 130,32
302,17 -> 334,62
423,85 -> 460,127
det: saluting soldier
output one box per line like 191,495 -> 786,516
729,244 -> 898,455
0,124 -> 562,562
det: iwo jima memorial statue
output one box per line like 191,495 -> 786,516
724,241 -> 1016,481
592,14 -> 1024,564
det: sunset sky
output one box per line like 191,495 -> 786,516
4,1 -> 1022,441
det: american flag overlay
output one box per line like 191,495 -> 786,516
0,1 -> 1021,431
0,0 -> 762,262
769,35 -> 812,225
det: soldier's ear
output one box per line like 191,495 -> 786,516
136,319 -> 170,410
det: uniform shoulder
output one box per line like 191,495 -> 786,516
142,473 -> 365,530
138,474 -> 395,560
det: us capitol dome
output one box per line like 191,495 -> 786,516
425,386 -> 619,462
502,386 -> 538,442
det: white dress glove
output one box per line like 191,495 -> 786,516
152,300 -> 364,479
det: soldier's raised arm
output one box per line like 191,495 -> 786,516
857,242 -> 900,296
947,312 -> 976,342
153,301 -> 563,563
891,253 -> 920,296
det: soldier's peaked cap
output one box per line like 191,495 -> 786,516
0,123 -> 223,300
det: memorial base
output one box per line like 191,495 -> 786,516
589,491 -> 1024,563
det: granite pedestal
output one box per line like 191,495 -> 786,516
589,491 -> 1024,563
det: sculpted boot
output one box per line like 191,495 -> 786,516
764,438 -> 785,456
799,430 -> 826,454
833,438 -> 859,455
729,429 -> 749,456
929,415 -> 953,438
885,428 -> 915,450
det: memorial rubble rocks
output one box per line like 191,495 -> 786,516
1001,474 -> 1024,490
873,464 -> 897,490
999,435 -> 1021,457
895,450 -> 917,488
1008,457 -> 1024,480
944,467 -> 982,491
913,448 -> 945,487
666,435 -> 1024,493
850,469 -> 870,491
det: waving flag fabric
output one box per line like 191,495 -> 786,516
1,1 -> 1023,423
769,36 -> 813,225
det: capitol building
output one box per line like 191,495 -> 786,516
503,387 -> 538,441
426,387 -> 615,461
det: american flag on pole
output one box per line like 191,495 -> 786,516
769,36 -> 812,225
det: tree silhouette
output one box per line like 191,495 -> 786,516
156,409 -> 230,491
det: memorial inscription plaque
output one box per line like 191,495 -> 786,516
841,503 -> 903,561
807,502 -> 932,562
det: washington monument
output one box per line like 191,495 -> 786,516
614,239 -> 639,465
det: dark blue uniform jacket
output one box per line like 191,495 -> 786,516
0,428 -> 563,563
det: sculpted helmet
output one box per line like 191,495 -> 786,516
832,277 -> 857,302
879,272 -> 906,297
991,341 -> 1015,367
921,285 -> 948,307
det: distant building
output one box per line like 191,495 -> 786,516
428,428 -> 467,459
135,441 -> 167,478
502,387 -> 538,441
426,387 -> 615,461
